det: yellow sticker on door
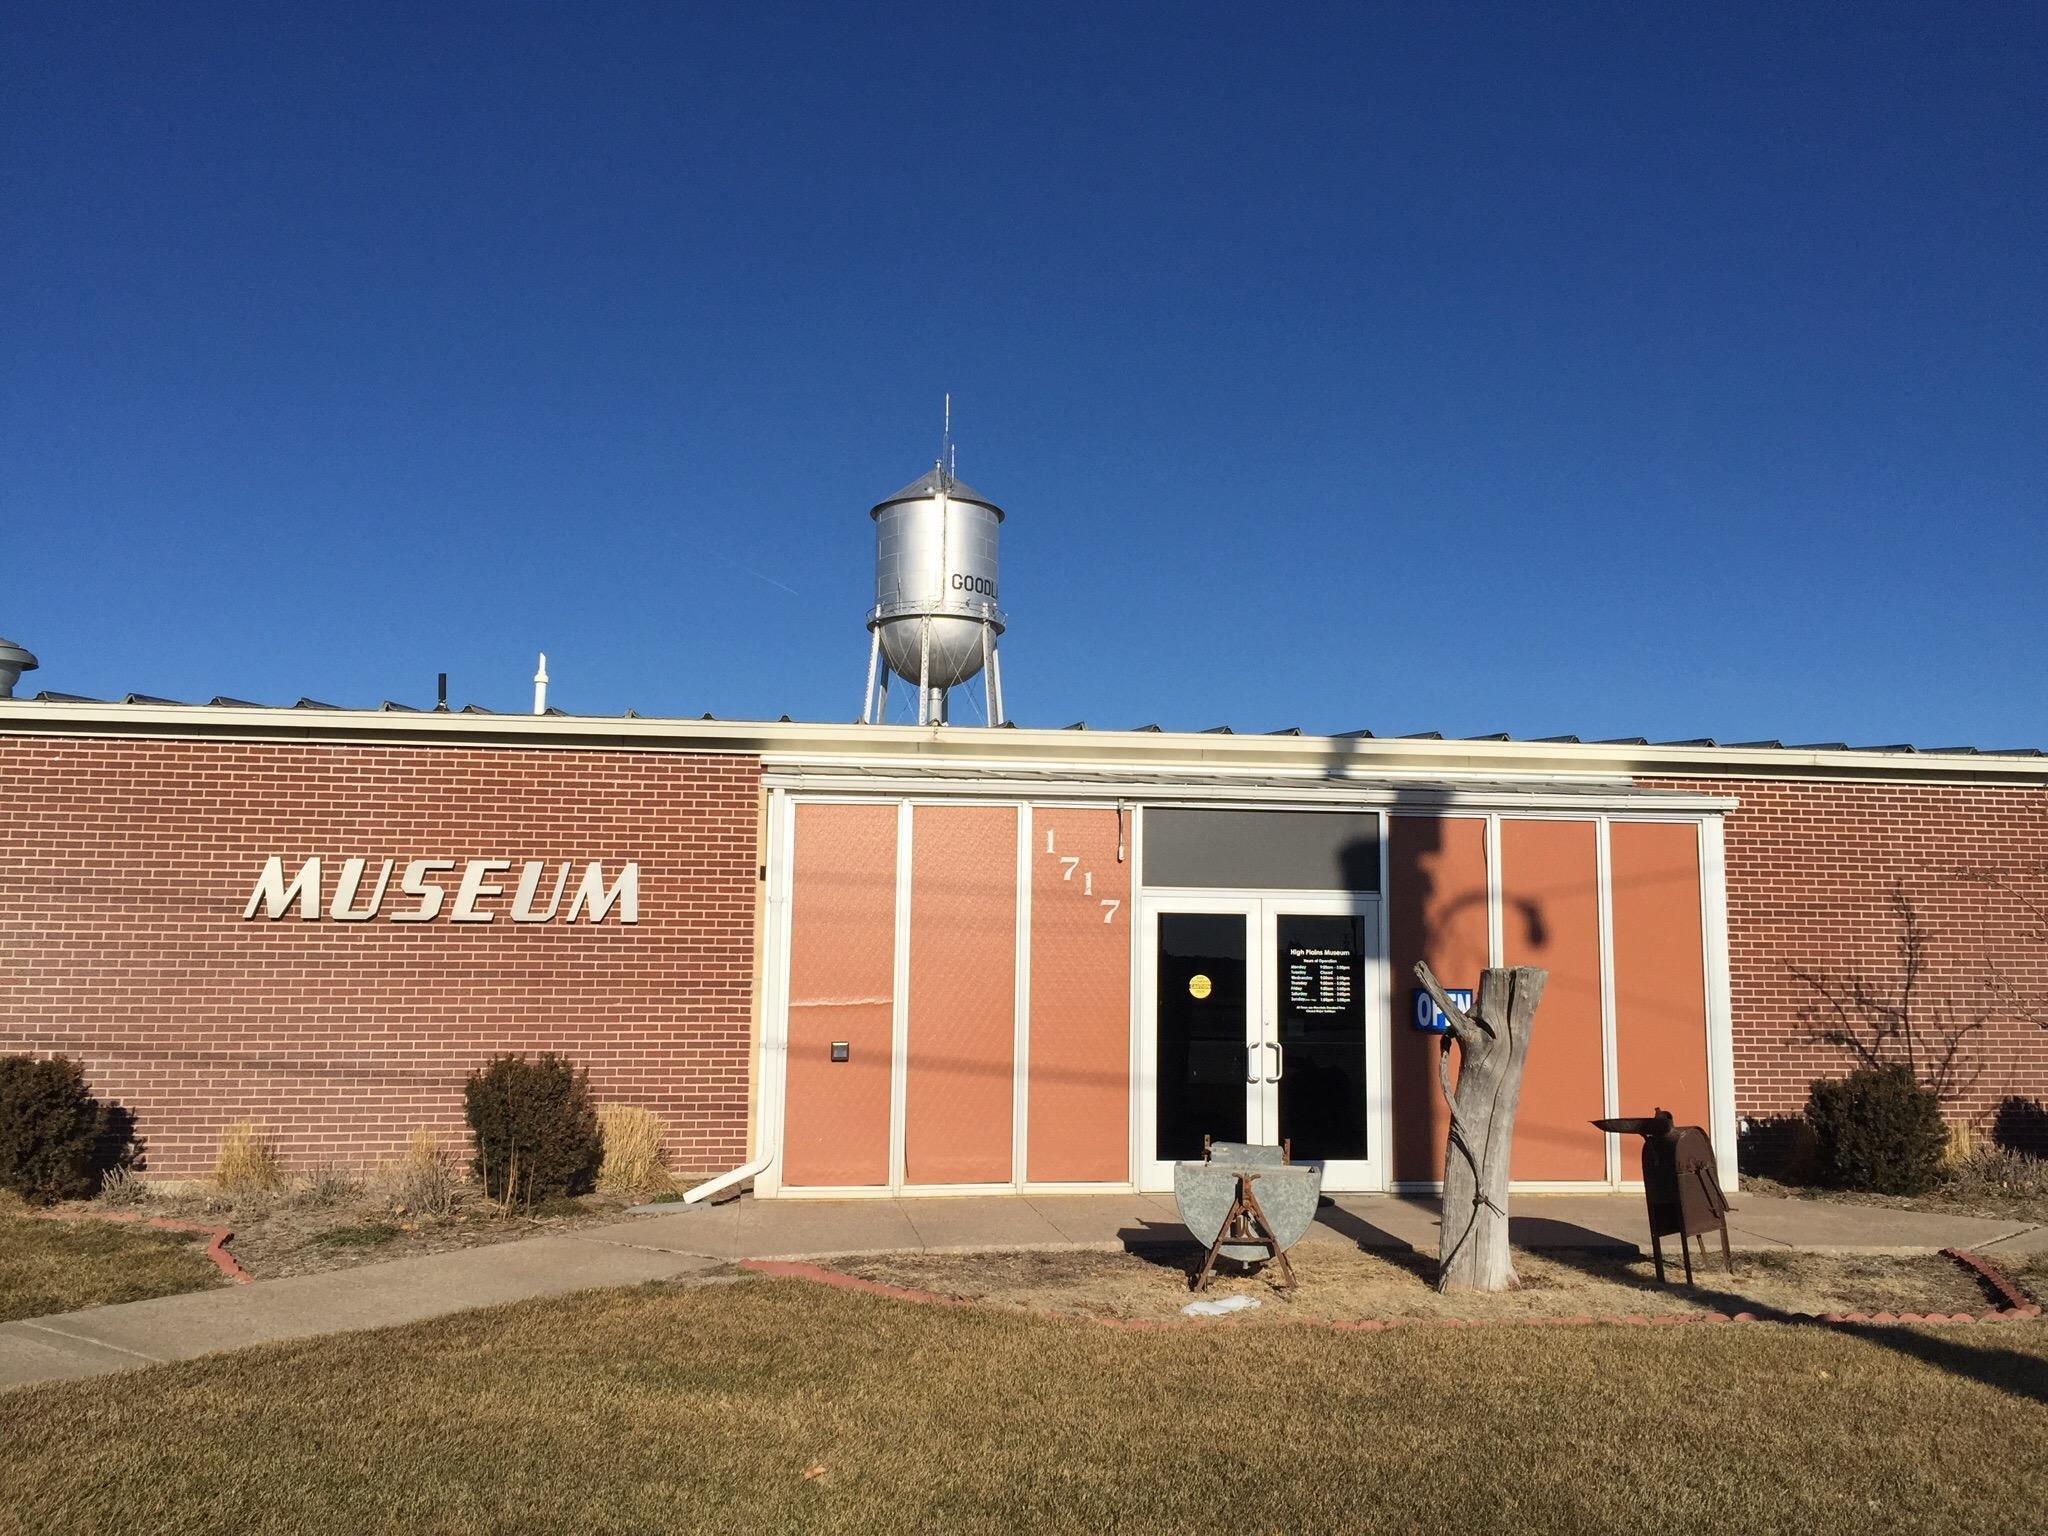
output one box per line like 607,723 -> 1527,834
1188,974 -> 1213,1000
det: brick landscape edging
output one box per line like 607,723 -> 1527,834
35,1208 -> 251,1284
1943,1246 -> 2035,1312
740,1250 -> 2043,1331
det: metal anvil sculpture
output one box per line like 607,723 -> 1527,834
1173,1138 -> 1322,1292
1593,1110 -> 1732,1285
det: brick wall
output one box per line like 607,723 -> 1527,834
1655,777 -> 2048,1147
0,736 -> 761,1177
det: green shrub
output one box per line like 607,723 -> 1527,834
463,1054 -> 601,1202
0,1055 -> 139,1206
1804,1064 -> 1947,1195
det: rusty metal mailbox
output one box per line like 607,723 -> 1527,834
1592,1110 -> 1732,1285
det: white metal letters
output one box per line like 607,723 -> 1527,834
242,858 -> 640,925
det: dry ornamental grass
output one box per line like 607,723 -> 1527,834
595,1105 -> 668,1195
378,1128 -> 460,1218
209,1120 -> 284,1195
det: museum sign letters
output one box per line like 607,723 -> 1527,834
242,856 -> 640,924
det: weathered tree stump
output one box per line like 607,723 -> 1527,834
1415,961 -> 1547,1293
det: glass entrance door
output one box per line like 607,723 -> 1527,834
1263,902 -> 1376,1189
1152,908 -> 1252,1159
1140,896 -> 1383,1191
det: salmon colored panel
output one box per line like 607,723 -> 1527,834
1610,821 -> 1711,1134
1027,807 -> 1132,1183
1501,819 -> 1607,1180
904,806 -> 1018,1185
1387,817 -> 1490,1184
782,803 -> 897,1188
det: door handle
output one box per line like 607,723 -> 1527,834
1267,1040 -> 1283,1082
1246,1044 -> 1259,1084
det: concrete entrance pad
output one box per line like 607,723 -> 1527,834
616,1188 -> 2037,1261
1024,1194 -> 1183,1247
604,1196 -> 925,1262
900,1199 -> 1066,1252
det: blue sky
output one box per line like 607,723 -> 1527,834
5,3 -> 2043,743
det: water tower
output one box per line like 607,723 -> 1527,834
0,636 -> 37,700
860,428 -> 1007,727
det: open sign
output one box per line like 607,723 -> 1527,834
1411,987 -> 1474,1034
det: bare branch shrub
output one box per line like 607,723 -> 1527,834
1791,882 -> 1987,1105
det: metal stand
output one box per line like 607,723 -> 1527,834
1648,1175 -> 1734,1286
1191,1171 -> 1297,1293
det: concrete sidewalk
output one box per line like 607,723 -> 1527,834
0,1230 -> 721,1393
3,1190 -> 2037,1394
602,1189 -> 2041,1263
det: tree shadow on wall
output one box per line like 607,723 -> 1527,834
1316,734 -> 2048,1406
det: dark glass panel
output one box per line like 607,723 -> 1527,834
1155,912 -> 1248,1159
1144,809 -> 1380,891
1274,913 -> 1368,1160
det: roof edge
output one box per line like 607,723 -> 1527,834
3,698 -> 2047,787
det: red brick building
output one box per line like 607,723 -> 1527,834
3,699 -> 2043,1189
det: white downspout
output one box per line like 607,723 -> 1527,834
680,1148 -> 769,1205
679,783 -> 787,1207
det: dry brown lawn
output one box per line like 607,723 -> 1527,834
0,1203 -> 223,1323
831,1242 -> 2017,1324
1,1276 -> 2043,1535
69,1181 -> 703,1282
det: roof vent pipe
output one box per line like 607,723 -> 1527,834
0,637 -> 38,699
533,653 -> 549,716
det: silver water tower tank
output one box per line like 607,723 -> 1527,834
860,465 -> 1007,726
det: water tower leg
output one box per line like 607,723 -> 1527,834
988,637 -> 1005,727
981,626 -> 996,725
860,626 -> 883,725
916,619 -> 932,726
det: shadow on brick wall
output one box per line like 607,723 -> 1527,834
1991,1096 -> 2048,1156
1736,1113 -> 1814,1180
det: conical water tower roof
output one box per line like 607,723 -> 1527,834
871,467 -> 1004,519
